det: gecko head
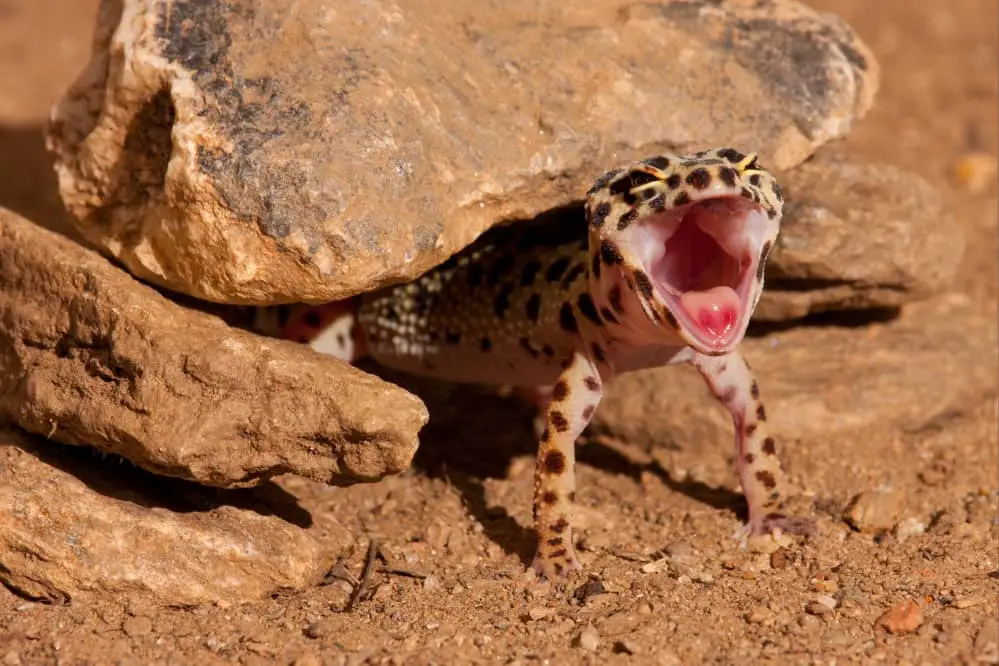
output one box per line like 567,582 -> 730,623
585,148 -> 783,355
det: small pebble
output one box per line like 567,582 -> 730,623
894,517 -> 926,543
575,626 -> 600,652
876,599 -> 924,634
2,652 -> 21,666
746,606 -> 772,624
527,607 -> 554,621
770,548 -> 790,570
844,488 -> 906,533
952,152 -> 997,193
121,615 -> 153,638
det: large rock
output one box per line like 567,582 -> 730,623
756,153 -> 965,321
595,294 -> 997,452
0,428 -> 333,605
0,208 -> 428,488
47,0 -> 877,305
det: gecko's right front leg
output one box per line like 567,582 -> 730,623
531,351 -> 603,579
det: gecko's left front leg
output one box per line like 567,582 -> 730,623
691,351 -> 815,541
531,351 -> 603,579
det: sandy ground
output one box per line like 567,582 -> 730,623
0,1 -> 996,664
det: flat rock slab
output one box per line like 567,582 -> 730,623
47,0 -> 877,304
0,428 -> 332,605
0,208 -> 428,488
595,294 -> 998,452
756,153 -> 965,320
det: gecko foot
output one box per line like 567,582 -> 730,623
530,551 -> 582,581
736,512 -> 816,550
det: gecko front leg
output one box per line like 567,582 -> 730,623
690,351 -> 815,541
531,351 -> 603,579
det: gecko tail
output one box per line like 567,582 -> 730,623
252,298 -> 366,363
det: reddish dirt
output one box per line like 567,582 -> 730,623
0,1 -> 996,664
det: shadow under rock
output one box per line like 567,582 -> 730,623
747,305 -> 902,337
0,124 -> 86,241
14,431 -> 314,528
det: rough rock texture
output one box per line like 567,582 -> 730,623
0,208 -> 428,488
594,294 -> 998,451
0,428 -> 333,605
47,0 -> 878,305
756,153 -> 965,320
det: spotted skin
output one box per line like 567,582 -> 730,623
255,148 -> 812,580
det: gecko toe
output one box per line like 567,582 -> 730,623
531,552 -> 583,580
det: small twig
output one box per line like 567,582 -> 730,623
377,566 -> 428,580
322,556 -> 358,587
345,538 -> 380,611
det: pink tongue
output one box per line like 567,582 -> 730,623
680,286 -> 740,340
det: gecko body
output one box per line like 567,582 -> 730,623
256,148 -> 813,579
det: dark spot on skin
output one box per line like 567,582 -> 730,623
745,453 -> 755,464
568,492 -> 575,502
576,294 -> 601,324
772,182 -> 783,202
719,166 -> 737,188
487,254 -> 514,287
717,148 -> 745,163
550,411 -> 569,433
749,173 -> 762,187
599,307 -> 618,325
764,511 -> 787,523
544,450 -> 566,473
519,337 -> 540,358
560,263 -> 586,290
547,537 -> 562,547
584,376 -> 600,392
302,310 -> 322,328
666,173 -> 682,189
552,380 -> 569,401
665,309 -> 679,329
551,518 -> 569,533
767,208 -> 777,220
633,270 -> 654,299
591,343 -> 607,363
673,191 -> 691,207
546,257 -> 571,282
494,283 -> 514,318
617,208 -> 639,230
751,381 -> 760,399
521,260 -> 542,286
526,293 -> 542,322
541,428 -> 551,442
686,168 -> 711,189
649,193 -> 667,212
756,405 -> 767,421
542,344 -> 555,357
591,253 -> 601,279
757,241 -> 772,281
559,303 -> 579,333
762,437 -> 777,455
608,177 -> 637,206
740,187 -> 753,200
587,170 -> 620,196
755,470 -> 777,489
745,423 -> 757,435
643,156 -> 670,170
336,333 -> 346,348
480,337 -> 492,352
445,331 -> 461,344
609,286 -> 624,314
542,491 -> 558,505
600,241 -> 622,265
581,405 -> 595,420
553,562 -> 564,575
589,201 -> 612,228
467,263 -> 483,287
549,548 -> 568,559
745,155 -> 760,170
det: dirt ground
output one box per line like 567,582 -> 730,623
1,1 -> 997,664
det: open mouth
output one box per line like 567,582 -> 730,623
625,196 -> 768,351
